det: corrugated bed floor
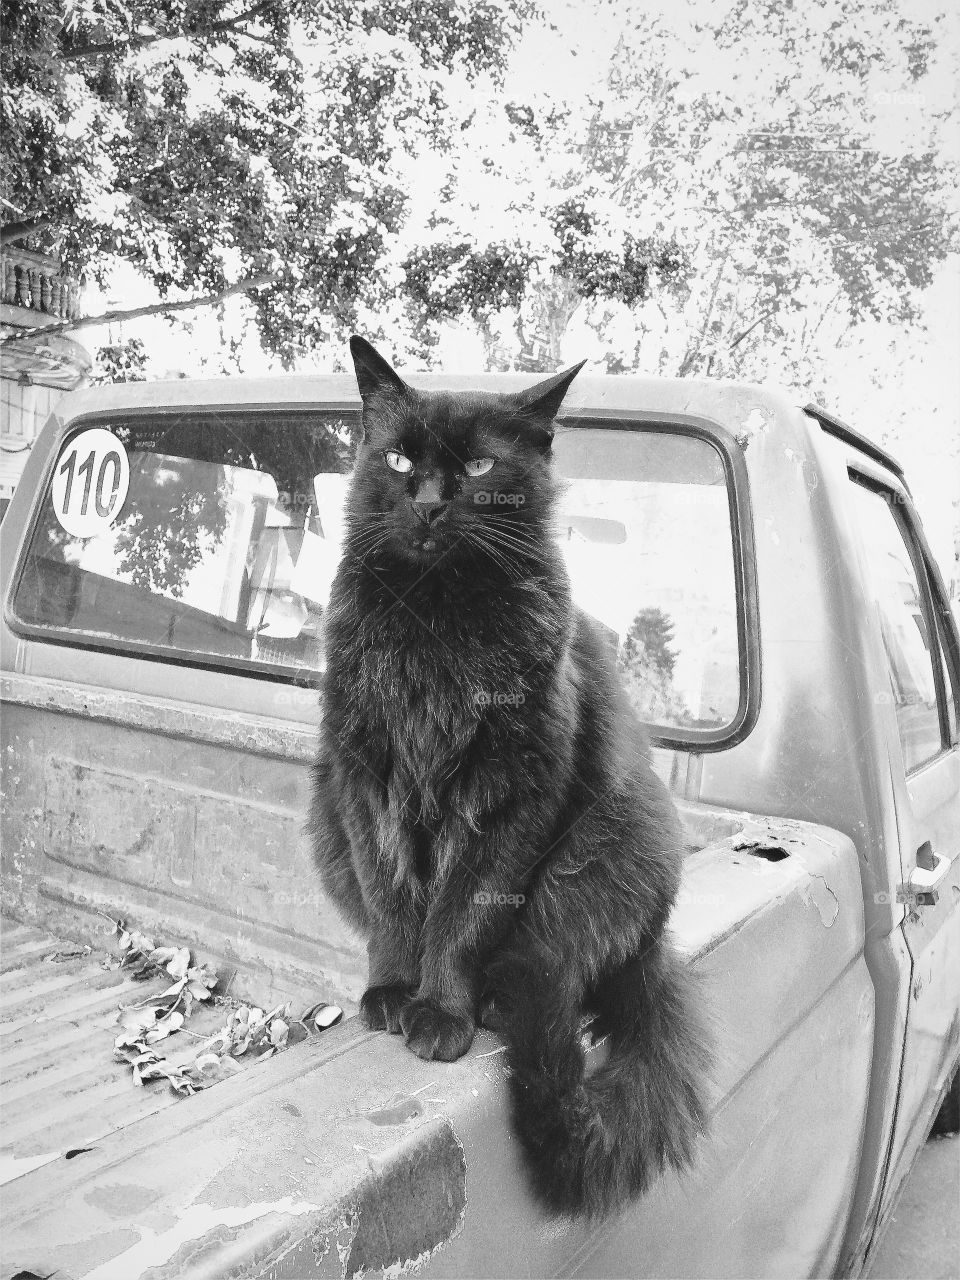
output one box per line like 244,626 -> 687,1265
0,916 -> 227,1187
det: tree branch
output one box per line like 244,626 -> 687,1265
728,306 -> 778,351
61,1 -> 273,61
678,244 -> 730,377
1,218 -> 53,245
1,271 -> 279,343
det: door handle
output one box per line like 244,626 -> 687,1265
907,846 -> 953,906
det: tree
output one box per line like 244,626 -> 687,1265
90,337 -> 148,384
387,0 -> 956,381
0,0 -> 535,364
621,607 -> 677,681
616,606 -> 692,727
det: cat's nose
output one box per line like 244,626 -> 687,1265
411,478 -> 448,526
412,499 -> 448,526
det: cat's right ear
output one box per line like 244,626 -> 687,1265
349,336 -> 409,404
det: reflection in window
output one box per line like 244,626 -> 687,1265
848,480 -> 943,772
553,427 -> 741,732
14,413 -> 354,676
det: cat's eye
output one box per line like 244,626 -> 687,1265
383,450 -> 413,474
464,457 -> 495,477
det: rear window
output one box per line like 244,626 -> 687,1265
13,412 -> 354,678
555,424 -> 742,735
11,412 -> 746,739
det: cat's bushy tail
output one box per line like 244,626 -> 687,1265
496,937 -> 711,1218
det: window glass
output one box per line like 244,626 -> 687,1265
14,414 -> 745,736
848,479 -> 943,771
935,610 -> 959,743
14,413 -> 354,676
553,426 -> 741,732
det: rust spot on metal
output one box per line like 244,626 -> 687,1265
366,1096 -> 425,1127
732,837 -> 789,862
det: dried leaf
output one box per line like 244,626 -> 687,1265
165,948 -> 191,980
143,1011 -> 184,1043
186,965 -> 218,990
43,947 -> 91,963
305,1002 -> 343,1031
115,1008 -> 159,1046
156,978 -> 188,1000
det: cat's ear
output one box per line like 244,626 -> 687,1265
513,360 -> 587,431
349,336 -> 409,403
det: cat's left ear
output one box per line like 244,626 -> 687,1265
513,360 -> 587,440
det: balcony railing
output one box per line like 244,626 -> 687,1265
1,247 -> 82,323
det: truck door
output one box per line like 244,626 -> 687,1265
845,466 -> 960,1240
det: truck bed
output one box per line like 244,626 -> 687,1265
1,918 -> 196,1185
1,807 -> 876,1280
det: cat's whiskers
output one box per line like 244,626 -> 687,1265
471,521 -> 542,562
460,527 -> 523,580
478,514 -> 540,545
346,521 -> 393,565
460,529 -> 515,577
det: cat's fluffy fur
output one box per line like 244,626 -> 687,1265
309,336 -> 711,1217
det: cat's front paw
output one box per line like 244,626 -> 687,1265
360,983 -> 414,1034
400,999 -> 475,1062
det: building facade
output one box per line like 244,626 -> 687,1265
1,246 -> 90,513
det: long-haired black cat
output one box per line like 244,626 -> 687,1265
310,336 -> 711,1218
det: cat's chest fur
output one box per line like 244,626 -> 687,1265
329,575 -> 545,815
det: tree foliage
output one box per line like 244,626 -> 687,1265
389,0 -> 956,380
0,0 -> 535,363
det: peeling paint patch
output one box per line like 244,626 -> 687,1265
83,1196 -> 321,1279
737,406 -> 774,448
0,1148 -> 61,1184
345,1119 -> 466,1278
799,876 -> 840,927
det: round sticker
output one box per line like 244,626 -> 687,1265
51,428 -> 130,539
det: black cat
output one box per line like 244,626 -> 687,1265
309,336 -> 711,1217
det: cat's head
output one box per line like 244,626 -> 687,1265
344,336 -> 585,570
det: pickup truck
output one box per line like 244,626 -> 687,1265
1,372 -> 957,1280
